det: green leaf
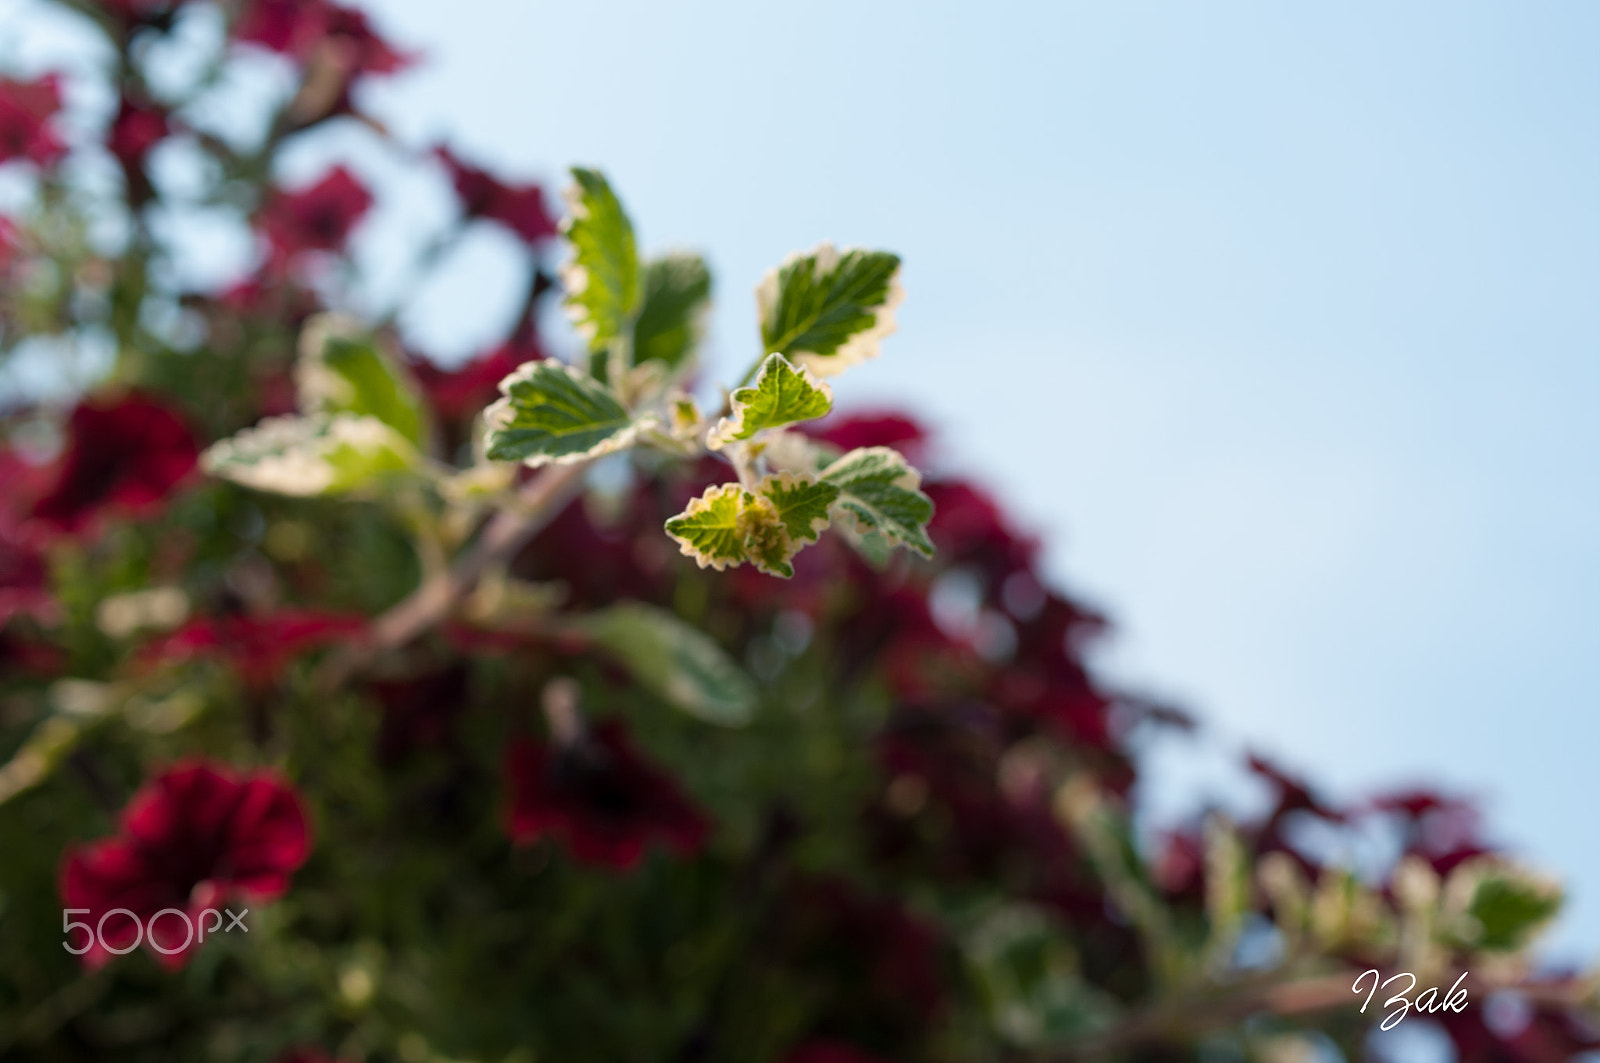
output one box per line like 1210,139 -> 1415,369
962,904 -> 1122,1046
820,446 -> 935,558
1466,868 -> 1562,952
664,482 -> 803,579
0,716 -> 84,807
201,414 -> 419,497
296,314 -> 429,449
756,472 -> 837,546
483,361 -> 642,466
1201,816 -> 1251,972
663,483 -> 756,573
708,353 -> 833,450
579,603 -> 757,726
837,524 -> 894,569
632,253 -> 711,371
757,242 -> 903,377
561,167 -> 641,358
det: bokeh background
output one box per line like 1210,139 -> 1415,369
6,0 -> 1596,968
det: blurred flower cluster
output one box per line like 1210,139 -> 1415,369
0,1 -> 1594,1062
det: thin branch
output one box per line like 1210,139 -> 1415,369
316,460 -> 591,689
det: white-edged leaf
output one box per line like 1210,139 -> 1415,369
578,602 -> 757,726
707,353 -> 833,450
483,361 -> 643,466
837,523 -> 894,570
756,472 -> 837,547
663,482 -> 800,578
1441,858 -> 1563,953
663,483 -> 753,573
201,414 -> 420,497
632,252 -> 711,371
296,313 -> 428,449
820,445 -> 935,558
561,167 -> 641,356
756,242 -> 903,377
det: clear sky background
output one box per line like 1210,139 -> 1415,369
4,0 -> 1597,971
349,0 -> 1600,957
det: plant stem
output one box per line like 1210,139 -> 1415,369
316,460 -> 591,689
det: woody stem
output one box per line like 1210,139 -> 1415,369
315,460 -> 591,689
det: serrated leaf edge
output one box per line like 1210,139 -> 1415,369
755,241 -> 905,378
201,413 -> 417,497
664,483 -> 751,573
707,353 -> 834,451
559,168 -> 639,350
482,360 -> 647,467
820,445 -> 936,558
755,471 -> 836,546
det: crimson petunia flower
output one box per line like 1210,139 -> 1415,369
505,719 -> 708,871
803,411 -> 929,465
367,663 -> 468,763
434,146 -> 558,245
29,393 -> 199,537
59,762 -> 311,969
236,0 -> 414,76
1441,1003 -> 1600,1063
0,448 -> 54,624
785,1043 -> 896,1063
775,876 -> 947,1043
141,610 -> 365,686
0,74 -> 67,168
409,335 -> 542,425
923,479 -> 1039,584
257,166 -> 373,264
107,96 -> 171,173
277,1051 -> 351,1063
0,215 -> 18,271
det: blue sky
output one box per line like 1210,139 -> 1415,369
350,0 -> 1600,956
4,0 -> 1597,967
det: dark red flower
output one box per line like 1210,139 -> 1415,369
505,718 -> 707,871
0,75 -> 67,168
409,336 -> 540,425
0,627 -> 64,674
1371,787 -> 1489,876
1247,751 -> 1344,826
141,610 -> 365,686
0,537 -> 48,625
59,762 -> 311,969
803,411 -> 929,466
1152,828 -> 1205,902
29,394 -> 198,537
785,1043 -> 896,1063
434,146 -> 558,244
1441,1001 -> 1600,1063
257,166 -> 373,264
367,663 -> 468,763
512,487 -> 674,612
924,479 -> 1039,584
276,1051 -> 350,1063
777,876 -> 947,1043
0,448 -> 53,624
236,0 -> 414,76
107,96 -> 170,173
0,215 -> 18,272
